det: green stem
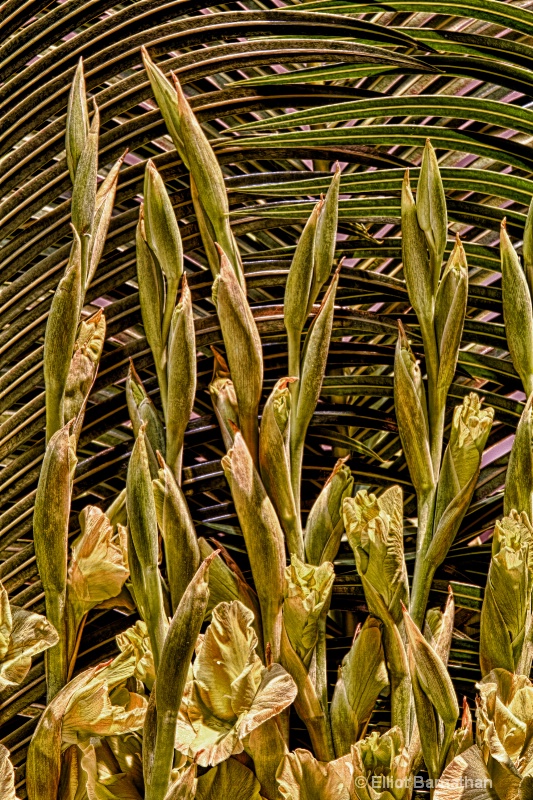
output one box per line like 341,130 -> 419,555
241,413 -> 260,469
45,590 -> 68,702
419,315 -> 443,479
315,616 -> 334,756
410,489 -> 436,629
144,566 -> 168,672
45,399 -> 64,445
288,329 -> 302,515
161,279 -> 178,354
155,358 -> 168,422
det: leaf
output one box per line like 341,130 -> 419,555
196,759 -> 262,800
434,746 -> 499,800
0,745 -> 19,800
0,583 -> 58,691
276,749 -> 352,800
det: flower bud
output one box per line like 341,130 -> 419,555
145,556 -> 214,800
198,537 -> 261,637
524,196 -> 533,299
505,393 -> 533,520
283,556 -> 334,669
166,275 -> 196,480
65,58 -> 89,184
222,433 -> 286,661
344,485 -> 407,623
480,510 -> 533,675
126,425 -> 168,668
71,103 -> 99,241
260,377 -> 302,559
501,218 -> 533,396
214,246 -> 263,465
44,228 -> 82,442
393,323 -> 433,495
141,48 -> 242,282
308,164 -> 341,312
86,150 -> 126,289
401,170 -> 432,318
435,235 -> 468,395
63,309 -> 106,432
153,452 -> 201,612
428,393 -> 493,568
34,423 -> 77,699
126,361 -> 166,475
305,457 -> 353,566
143,160 -> 183,288
143,160 -> 183,349
417,139 -> 447,281
404,607 -> 459,775
136,206 -> 165,365
284,199 -> 322,354
294,270 -> 339,468
330,617 -> 389,756
404,608 -> 459,727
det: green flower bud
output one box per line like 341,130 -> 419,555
214,246 -> 263,465
166,275 -> 196,480
43,228 -> 82,442
501,218 -> 533,396
153,453 -> 201,612
305,457 -> 353,566
435,235 -> 468,396
63,309 -> 106,435
524,197 -> 533,298
309,163 -> 341,311
222,432 -> 286,661
65,58 -> 89,185
344,485 -> 408,623
283,556 -> 334,668
505,393 -> 533,520
260,377 -> 303,559
401,170 -> 432,319
480,510 -> 533,676
393,323 -> 433,495
429,393 -> 493,569
125,361 -> 166,475
284,199 -> 322,353
126,425 -> 168,669
330,617 -> 389,757
417,139 -> 447,282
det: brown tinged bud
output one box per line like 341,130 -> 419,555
222,432 -> 286,661
65,58 -> 89,185
401,170 -> 432,319
213,245 -> 263,465
166,275 -> 196,481
260,377 -> 303,559
44,228 -> 83,442
393,322 -> 434,496
153,452 -> 201,613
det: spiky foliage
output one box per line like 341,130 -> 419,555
2,1 -> 533,797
